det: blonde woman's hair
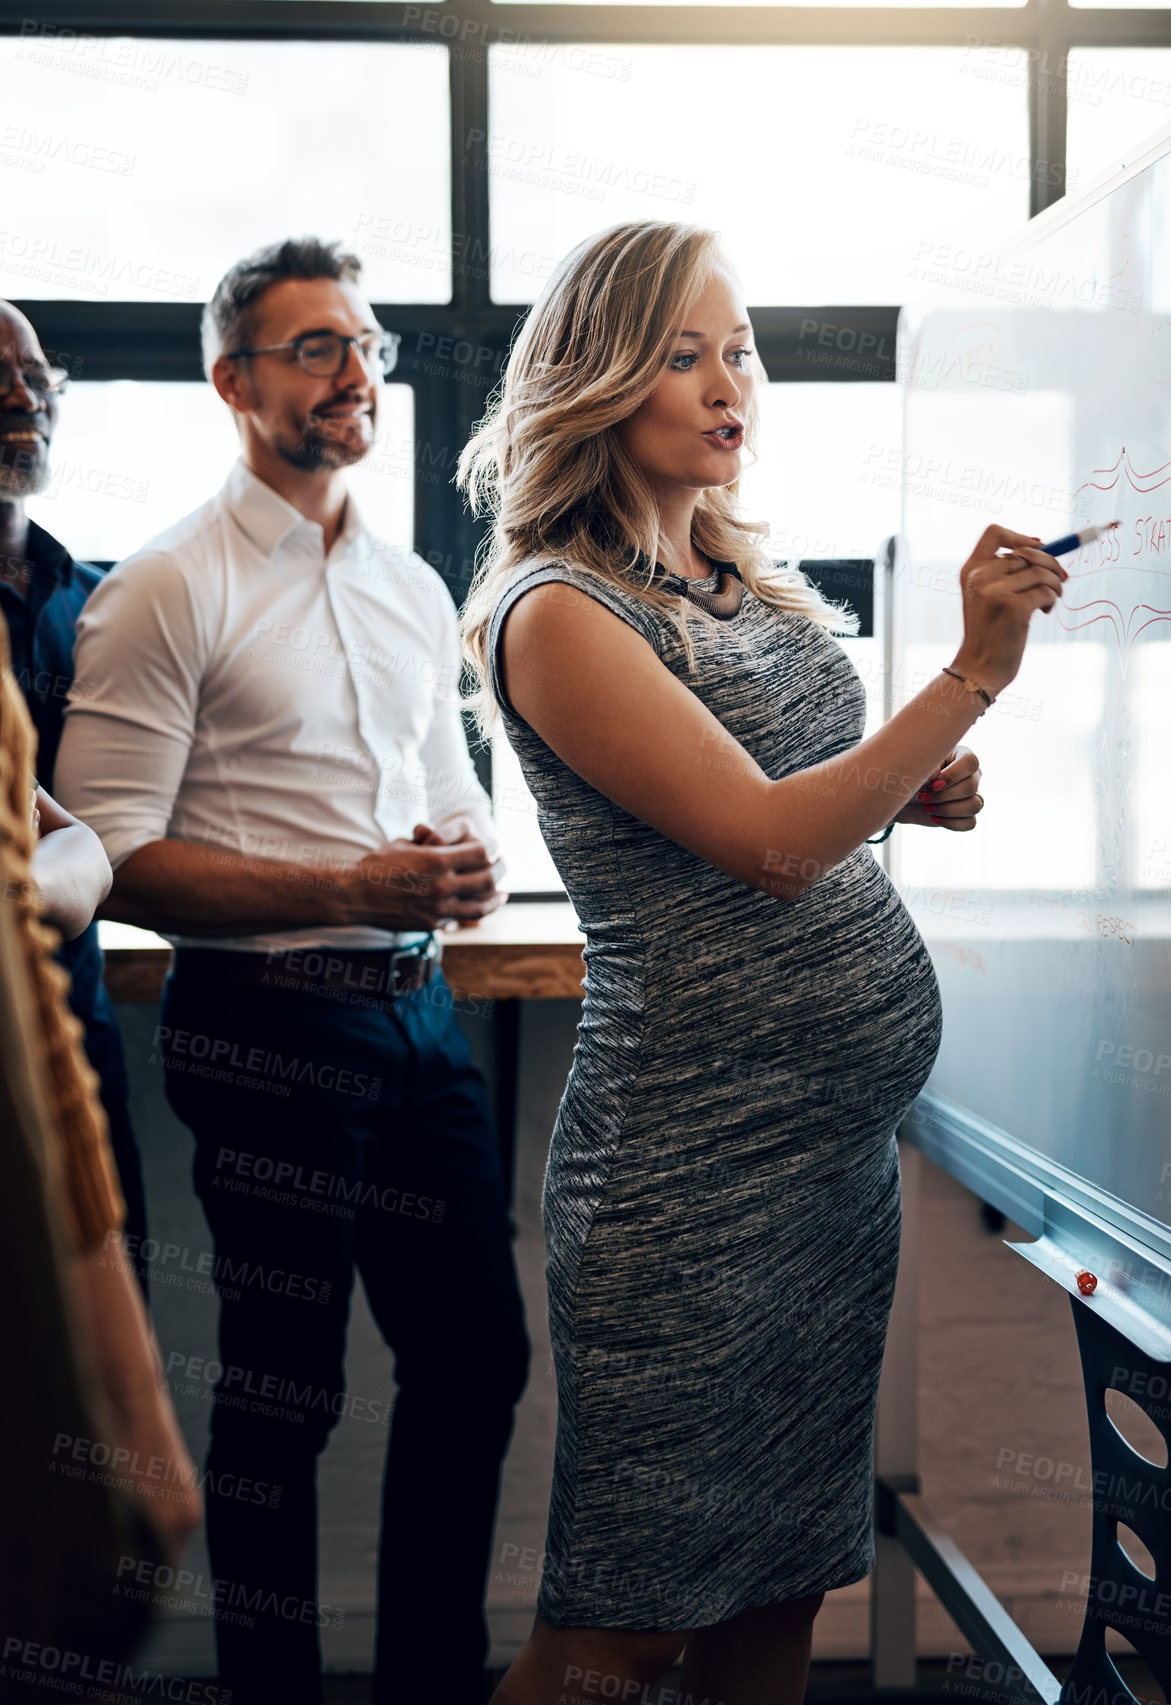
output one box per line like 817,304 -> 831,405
456,219 -> 859,743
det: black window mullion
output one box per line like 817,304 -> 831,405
1064,11 -> 1171,45
409,41 -> 497,796
1029,12 -> 1068,219
0,0 -> 1045,47
456,3 -> 1043,46
407,367 -> 495,797
444,37 -> 500,612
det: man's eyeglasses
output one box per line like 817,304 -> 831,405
0,364 -> 69,402
226,329 -> 400,380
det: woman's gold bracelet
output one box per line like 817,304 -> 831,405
940,666 -> 996,713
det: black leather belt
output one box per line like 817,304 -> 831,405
173,937 -> 442,1001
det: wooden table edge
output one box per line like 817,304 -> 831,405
102,938 -> 586,1005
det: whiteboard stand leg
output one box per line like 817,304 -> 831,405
873,1535 -> 917,1690
872,1128 -> 922,1689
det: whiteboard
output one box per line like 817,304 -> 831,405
892,121 -> 1171,1263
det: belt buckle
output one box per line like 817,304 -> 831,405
389,934 -> 439,996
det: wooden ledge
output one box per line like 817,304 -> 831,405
99,901 -> 587,1005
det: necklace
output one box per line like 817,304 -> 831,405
653,557 -> 745,619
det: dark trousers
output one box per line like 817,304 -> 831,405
160,951 -> 530,1705
85,988 -> 150,1296
58,927 -> 150,1295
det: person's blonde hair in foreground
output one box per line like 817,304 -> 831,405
457,220 -> 1064,1705
0,623 -> 200,1674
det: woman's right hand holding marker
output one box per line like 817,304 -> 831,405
948,524 -> 1068,699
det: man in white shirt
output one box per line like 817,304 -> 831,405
56,237 -> 530,1705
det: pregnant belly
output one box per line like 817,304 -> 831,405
619,848 -> 944,1143
561,849 -> 942,1150
745,849 -> 943,1123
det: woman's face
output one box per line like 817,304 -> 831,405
617,265 -> 755,498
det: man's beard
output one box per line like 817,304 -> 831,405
0,443 -> 51,497
275,406 -> 374,473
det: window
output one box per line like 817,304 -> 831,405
491,732 -> 562,894
0,38 -> 451,303
1066,50 -> 1171,183
741,383 -> 901,565
744,381 -> 903,734
26,382 -> 415,563
488,46 -> 1030,305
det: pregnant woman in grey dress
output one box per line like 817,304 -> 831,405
457,220 -> 1066,1705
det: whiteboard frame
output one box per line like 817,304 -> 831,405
904,1093 -> 1171,1359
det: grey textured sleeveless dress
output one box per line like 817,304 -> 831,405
487,558 -> 944,1631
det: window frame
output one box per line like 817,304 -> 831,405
3,0 -> 1167,897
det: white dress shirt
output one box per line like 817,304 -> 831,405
55,457 -> 500,953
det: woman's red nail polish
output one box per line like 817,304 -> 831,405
917,791 -> 931,803
931,814 -> 945,825
931,777 -> 946,790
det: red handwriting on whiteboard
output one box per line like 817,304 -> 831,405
1059,448 -> 1171,648
1133,515 -> 1171,556
1075,446 -> 1171,499
1057,598 -> 1171,645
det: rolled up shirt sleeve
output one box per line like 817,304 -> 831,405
55,552 -> 202,872
420,586 -> 502,868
